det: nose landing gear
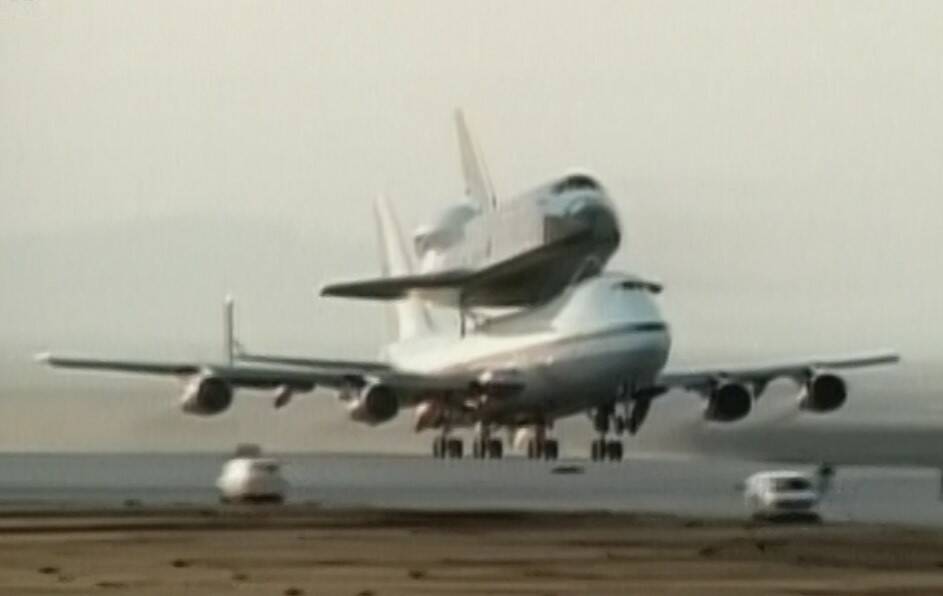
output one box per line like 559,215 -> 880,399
589,403 -> 623,462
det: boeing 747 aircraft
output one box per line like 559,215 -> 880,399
38,116 -> 899,461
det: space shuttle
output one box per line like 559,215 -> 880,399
321,111 -> 624,310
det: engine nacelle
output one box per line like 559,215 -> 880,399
180,376 -> 233,416
705,382 -> 753,423
799,373 -> 847,413
347,383 -> 400,425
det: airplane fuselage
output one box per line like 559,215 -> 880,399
384,272 -> 671,425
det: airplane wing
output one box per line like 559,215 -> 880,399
37,353 -> 523,402
236,352 -> 393,373
232,340 -> 393,373
657,351 -> 900,393
321,226 -> 594,307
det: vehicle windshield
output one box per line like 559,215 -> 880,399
773,477 -> 812,491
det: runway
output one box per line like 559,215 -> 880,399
1,506 -> 943,595
2,452 -> 943,527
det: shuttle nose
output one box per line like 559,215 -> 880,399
569,197 -> 620,247
543,195 -> 621,247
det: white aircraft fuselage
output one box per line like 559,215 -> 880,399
385,272 -> 670,427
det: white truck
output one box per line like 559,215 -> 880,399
216,444 -> 287,504
744,470 -> 821,522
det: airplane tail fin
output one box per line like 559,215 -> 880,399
455,109 -> 496,212
223,294 -> 235,366
374,195 -> 435,340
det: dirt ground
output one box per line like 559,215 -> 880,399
0,506 -> 942,595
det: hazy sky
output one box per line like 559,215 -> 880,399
1,1 -> 941,451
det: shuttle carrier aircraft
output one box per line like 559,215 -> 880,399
39,114 -> 899,461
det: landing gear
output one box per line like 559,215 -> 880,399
589,403 -> 623,462
590,438 -> 623,462
472,437 -> 503,459
432,435 -> 464,459
526,437 -> 560,460
470,423 -> 504,460
524,425 -> 559,460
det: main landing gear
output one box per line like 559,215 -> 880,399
590,403 -> 624,462
472,437 -> 503,459
432,435 -> 464,459
525,425 -> 560,461
433,426 -> 505,460
472,424 -> 503,459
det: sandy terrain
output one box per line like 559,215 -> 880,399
0,507 -> 942,595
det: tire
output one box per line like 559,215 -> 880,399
606,440 -> 623,461
447,438 -> 464,459
487,439 -> 503,459
590,439 -> 603,461
544,439 -> 559,460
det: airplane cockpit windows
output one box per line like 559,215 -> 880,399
617,280 -> 663,294
553,174 -> 601,194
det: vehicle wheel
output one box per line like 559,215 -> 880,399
606,440 -> 623,461
544,439 -> 559,460
447,438 -> 464,459
487,439 -> 503,459
590,439 -> 603,461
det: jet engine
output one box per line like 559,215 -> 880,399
180,376 -> 233,416
347,383 -> 400,425
705,382 -> 753,423
798,373 -> 847,413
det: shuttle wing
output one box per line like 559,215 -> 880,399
321,226 -> 594,307
37,353 -> 523,401
658,351 -> 900,393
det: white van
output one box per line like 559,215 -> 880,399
744,470 -> 820,521
216,445 -> 287,504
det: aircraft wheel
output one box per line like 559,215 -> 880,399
606,440 -> 623,462
526,439 -> 539,460
590,439 -> 605,462
544,439 -> 559,460
447,438 -> 464,459
432,436 -> 447,459
487,439 -> 503,459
